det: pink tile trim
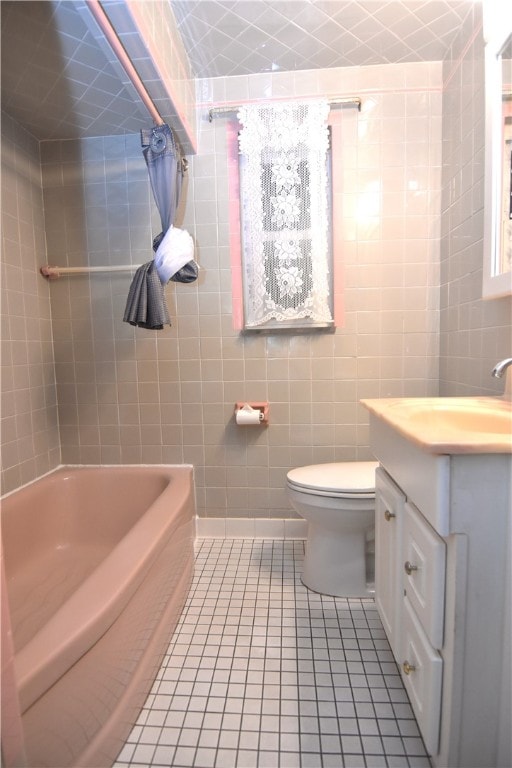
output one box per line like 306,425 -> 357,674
226,120 -> 244,330
196,85 -> 443,113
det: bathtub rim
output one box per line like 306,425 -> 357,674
0,463 -> 195,501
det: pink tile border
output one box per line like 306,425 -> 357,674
226,120 -> 244,330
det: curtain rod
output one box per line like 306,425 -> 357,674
40,264 -> 139,279
208,97 -> 361,122
85,0 -> 165,127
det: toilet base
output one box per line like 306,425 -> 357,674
302,522 -> 371,598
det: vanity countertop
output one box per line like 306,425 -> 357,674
361,396 -> 512,455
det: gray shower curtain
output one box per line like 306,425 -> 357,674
123,123 -> 198,329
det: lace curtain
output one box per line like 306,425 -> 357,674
238,99 -> 333,329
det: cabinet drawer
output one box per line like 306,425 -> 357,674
401,597 -> 442,757
403,501 -> 446,649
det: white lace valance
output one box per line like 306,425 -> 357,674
237,100 -> 333,330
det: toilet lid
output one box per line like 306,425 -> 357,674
287,461 -> 378,496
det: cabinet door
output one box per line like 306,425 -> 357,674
401,597 -> 443,757
375,467 -> 405,660
403,501 -> 446,650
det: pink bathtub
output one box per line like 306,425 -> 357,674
1,465 -> 196,767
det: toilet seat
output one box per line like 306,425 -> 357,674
287,461 -> 378,499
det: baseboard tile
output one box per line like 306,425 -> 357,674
196,517 -> 307,539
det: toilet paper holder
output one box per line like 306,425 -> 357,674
235,401 -> 269,425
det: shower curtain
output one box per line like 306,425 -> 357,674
123,123 -> 198,329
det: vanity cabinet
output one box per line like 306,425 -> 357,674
369,414 -> 511,768
375,469 -> 445,755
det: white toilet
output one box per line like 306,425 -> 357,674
286,461 -> 379,597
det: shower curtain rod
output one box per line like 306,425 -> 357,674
40,264 -> 139,279
208,97 -> 361,122
86,0 -> 165,127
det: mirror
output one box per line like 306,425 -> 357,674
483,9 -> 512,298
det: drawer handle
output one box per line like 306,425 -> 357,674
402,660 -> 416,675
384,510 -> 396,521
404,561 -> 418,575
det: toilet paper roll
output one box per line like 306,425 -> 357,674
236,404 -> 263,425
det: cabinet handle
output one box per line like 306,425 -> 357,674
404,561 -> 418,575
402,660 -> 416,675
384,509 -> 396,521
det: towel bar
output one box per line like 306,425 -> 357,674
40,265 -> 140,279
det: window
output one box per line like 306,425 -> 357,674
237,100 -> 334,332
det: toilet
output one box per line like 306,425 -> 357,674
286,461 -> 379,597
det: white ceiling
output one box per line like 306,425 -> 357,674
1,0 -> 475,141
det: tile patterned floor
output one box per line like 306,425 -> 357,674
114,539 -> 431,768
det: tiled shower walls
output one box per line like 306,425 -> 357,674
1,114 -> 60,493
1,60 -> 443,506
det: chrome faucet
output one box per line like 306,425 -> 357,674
491,358 -> 512,378
492,358 -> 512,400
